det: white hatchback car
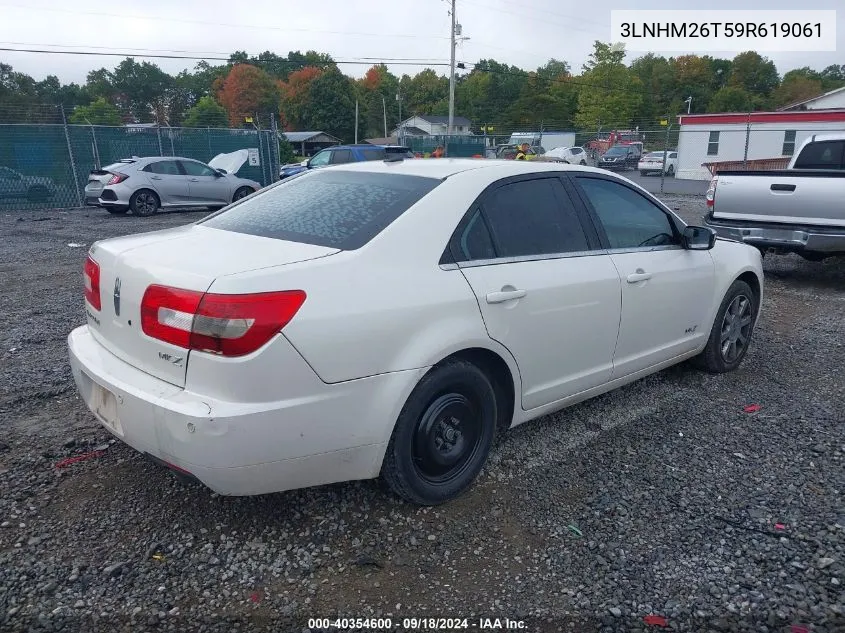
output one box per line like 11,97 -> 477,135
543,146 -> 589,165
85,156 -> 261,216
69,159 -> 763,505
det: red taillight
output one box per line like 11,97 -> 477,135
705,175 -> 718,208
140,285 -> 306,357
83,255 -> 101,310
106,173 -> 128,185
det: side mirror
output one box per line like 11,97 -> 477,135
683,225 -> 717,250
215,169 -> 226,176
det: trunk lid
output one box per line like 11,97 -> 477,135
85,225 -> 339,387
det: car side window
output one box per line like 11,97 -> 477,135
180,161 -> 216,177
361,148 -> 386,161
309,150 -> 331,167
669,152 -> 678,159
481,178 -> 589,258
330,149 -> 354,164
146,160 -> 181,175
451,208 -> 497,262
575,177 -> 679,250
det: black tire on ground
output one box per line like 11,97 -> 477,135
381,359 -> 498,505
232,186 -> 252,203
105,207 -> 129,215
129,189 -> 160,217
640,170 -> 648,176
668,165 -> 675,176
579,160 -> 586,165
26,185 -> 50,202
692,279 -> 757,373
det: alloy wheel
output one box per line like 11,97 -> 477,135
720,294 -> 753,363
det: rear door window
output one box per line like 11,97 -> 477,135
481,177 -> 590,258
146,160 -> 182,175
200,170 -> 441,250
793,141 -> 845,169
330,149 -> 354,164
180,160 -> 217,177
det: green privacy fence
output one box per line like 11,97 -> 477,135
401,134 -> 488,158
0,123 -> 280,211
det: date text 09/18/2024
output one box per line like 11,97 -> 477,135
306,618 -> 527,630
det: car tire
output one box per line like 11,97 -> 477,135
381,359 -> 498,505
129,189 -> 160,217
579,160 -> 586,165
668,165 -> 675,177
26,185 -> 50,202
693,279 -> 757,373
640,170 -> 648,176
232,186 -> 252,203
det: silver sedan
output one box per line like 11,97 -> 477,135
85,156 -> 261,217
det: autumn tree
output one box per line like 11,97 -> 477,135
773,71 -> 824,108
279,66 -> 323,130
356,64 -> 400,138
215,64 -> 281,127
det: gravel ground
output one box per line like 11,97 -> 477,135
0,198 -> 843,633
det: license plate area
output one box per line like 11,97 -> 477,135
83,373 -> 123,435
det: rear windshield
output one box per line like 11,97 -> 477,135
793,140 -> 845,170
103,161 -> 135,171
200,170 -> 441,250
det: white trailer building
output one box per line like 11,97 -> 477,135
675,109 -> 845,180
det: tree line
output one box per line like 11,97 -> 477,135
1,43 -> 843,142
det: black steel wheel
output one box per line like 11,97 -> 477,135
382,359 -> 497,505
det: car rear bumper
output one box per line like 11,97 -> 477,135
705,215 -> 845,255
68,325 -> 425,495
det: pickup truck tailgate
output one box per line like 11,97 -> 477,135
712,170 -> 845,228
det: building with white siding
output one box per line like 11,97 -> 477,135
675,109 -> 845,180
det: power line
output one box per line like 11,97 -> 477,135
0,47 -> 452,67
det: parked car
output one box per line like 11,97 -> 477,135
496,144 -> 544,160
279,144 -> 415,179
704,133 -> 845,261
70,159 -> 763,505
638,150 -> 678,176
598,144 -> 641,171
0,166 -> 56,202
542,146 -> 589,165
85,156 -> 261,216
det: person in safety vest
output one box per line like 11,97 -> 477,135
514,143 -> 531,160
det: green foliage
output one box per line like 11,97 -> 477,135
728,52 -> 779,97
708,86 -> 753,113
69,97 -> 122,125
575,41 -> 642,128
277,134 -> 296,164
182,96 -> 229,128
300,67 -> 357,142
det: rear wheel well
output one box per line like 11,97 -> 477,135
435,348 -> 515,435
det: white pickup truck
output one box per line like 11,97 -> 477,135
704,133 -> 845,261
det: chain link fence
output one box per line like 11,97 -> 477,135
0,114 -> 282,211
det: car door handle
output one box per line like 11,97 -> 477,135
188,178 -> 199,182
486,289 -> 527,303
770,183 -> 796,192
149,176 -> 162,180
626,269 -> 652,283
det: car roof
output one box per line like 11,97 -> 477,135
328,157 -> 606,179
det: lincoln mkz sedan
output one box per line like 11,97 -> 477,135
69,159 -> 764,505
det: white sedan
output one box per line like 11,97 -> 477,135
68,159 -> 764,505
542,146 -> 589,165
638,150 -> 679,176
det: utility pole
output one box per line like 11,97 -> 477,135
382,96 -> 388,138
448,0 -> 456,136
355,99 -> 359,144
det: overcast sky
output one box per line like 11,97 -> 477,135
1,0 -> 842,83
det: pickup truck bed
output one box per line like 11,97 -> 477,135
704,136 -> 845,260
